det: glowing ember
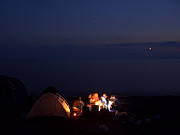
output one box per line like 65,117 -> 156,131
73,113 -> 77,116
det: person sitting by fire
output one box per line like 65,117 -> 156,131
72,96 -> 84,113
108,95 -> 121,112
88,93 -> 93,104
87,93 -> 100,111
89,93 -> 99,105
100,93 -> 108,109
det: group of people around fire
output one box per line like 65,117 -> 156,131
72,93 -> 121,114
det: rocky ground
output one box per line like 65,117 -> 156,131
1,96 -> 180,135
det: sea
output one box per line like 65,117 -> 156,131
0,58 -> 180,97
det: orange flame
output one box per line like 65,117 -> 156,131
73,113 -> 77,116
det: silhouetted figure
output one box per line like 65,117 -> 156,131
72,96 -> 84,113
108,95 -> 121,112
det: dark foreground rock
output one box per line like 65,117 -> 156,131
1,96 -> 180,135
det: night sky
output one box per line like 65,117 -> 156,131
1,0 -> 180,96
0,0 -> 180,47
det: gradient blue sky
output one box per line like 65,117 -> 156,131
0,0 -> 180,46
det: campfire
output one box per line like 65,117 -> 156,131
88,93 -> 117,112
